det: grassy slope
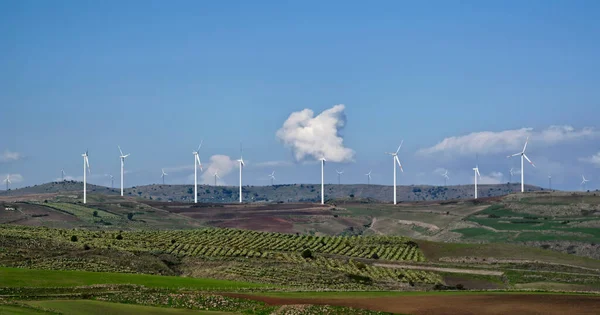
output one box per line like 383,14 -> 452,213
0,305 -> 47,314
417,240 -> 600,270
26,300 -> 231,315
0,267 -> 269,289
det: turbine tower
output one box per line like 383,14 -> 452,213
442,170 -> 450,186
82,150 -> 90,204
237,144 -> 245,203
193,142 -> 203,204
385,141 -> 404,205
118,146 -> 130,197
473,164 -> 481,199
107,174 -> 114,189
507,136 -> 535,193
320,157 -> 326,205
61,169 -> 65,181
268,171 -> 275,186
365,170 -> 372,185
548,174 -> 552,191
214,170 -> 220,186
336,169 -> 344,185
581,175 -> 590,191
4,174 -> 11,191
161,169 -> 167,185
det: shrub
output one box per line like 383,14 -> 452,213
187,188 -> 193,194
355,261 -> 367,270
371,253 -> 379,259
70,235 -> 78,242
83,244 -> 91,250
127,213 -> 134,220
456,284 -> 464,290
171,239 -> 176,244
116,234 -> 123,240
301,248 -> 313,259
93,210 -> 98,217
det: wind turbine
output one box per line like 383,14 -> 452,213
473,164 -> 481,199
107,174 -> 114,188
61,169 -> 65,181
161,169 -> 167,185
4,174 -> 11,191
507,136 -> 535,193
442,170 -> 450,186
581,175 -> 590,191
365,170 -> 372,185
268,171 -> 275,186
320,157 -> 326,205
82,150 -> 90,204
548,174 -> 552,191
214,170 -> 220,186
237,144 -> 245,203
336,169 -> 344,185
118,146 -> 130,197
385,141 -> 404,205
193,142 -> 203,204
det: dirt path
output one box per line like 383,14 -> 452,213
374,263 -> 504,276
368,217 -> 383,235
397,220 -> 440,231
226,293 -> 600,315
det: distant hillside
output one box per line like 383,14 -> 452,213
0,181 -> 544,203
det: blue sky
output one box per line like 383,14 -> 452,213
1,1 -> 599,190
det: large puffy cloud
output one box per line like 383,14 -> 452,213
580,152 -> 600,167
200,155 -> 238,185
0,150 -> 23,163
276,104 -> 355,162
479,171 -> 504,184
417,125 -> 598,156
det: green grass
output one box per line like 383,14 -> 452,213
0,267 -> 270,290
26,300 -> 231,315
452,228 -> 514,242
0,305 -> 48,314
417,241 -> 600,270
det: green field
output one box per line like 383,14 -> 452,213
24,300 -> 230,315
0,267 -> 268,289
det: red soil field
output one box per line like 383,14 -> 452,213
229,293 -> 600,315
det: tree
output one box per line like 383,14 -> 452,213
70,235 -> 78,242
301,248 -> 313,259
127,213 -> 134,220
116,234 -> 123,240
93,210 -> 98,217
83,244 -> 91,250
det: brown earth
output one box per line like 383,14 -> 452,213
213,217 -> 295,233
228,293 -> 600,315
0,202 -> 80,226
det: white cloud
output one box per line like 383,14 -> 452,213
200,155 -> 238,185
0,150 -> 23,163
480,171 -> 504,184
276,104 -> 355,163
253,160 -> 293,168
418,125 -> 598,157
580,152 -> 600,167
1,173 -> 23,184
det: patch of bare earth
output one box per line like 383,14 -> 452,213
226,294 -> 600,315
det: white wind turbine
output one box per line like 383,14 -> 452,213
237,145 -> 245,203
548,174 -> 552,191
161,169 -> 168,185
507,136 -> 535,193
214,170 -> 220,186
336,169 -> 344,185
581,175 -> 590,191
268,171 -> 275,186
193,142 -> 203,204
365,170 -> 372,185
82,150 -> 90,204
442,170 -> 450,186
106,174 -> 114,188
118,145 -> 130,197
61,169 -> 65,181
320,157 -> 326,205
385,141 -> 404,205
473,164 -> 481,199
4,174 -> 11,191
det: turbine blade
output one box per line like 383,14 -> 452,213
476,168 -> 481,177
523,136 -> 529,152
396,140 -> 404,154
507,153 -> 521,158
118,145 -> 124,156
523,154 -> 535,167
395,156 -> 404,172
